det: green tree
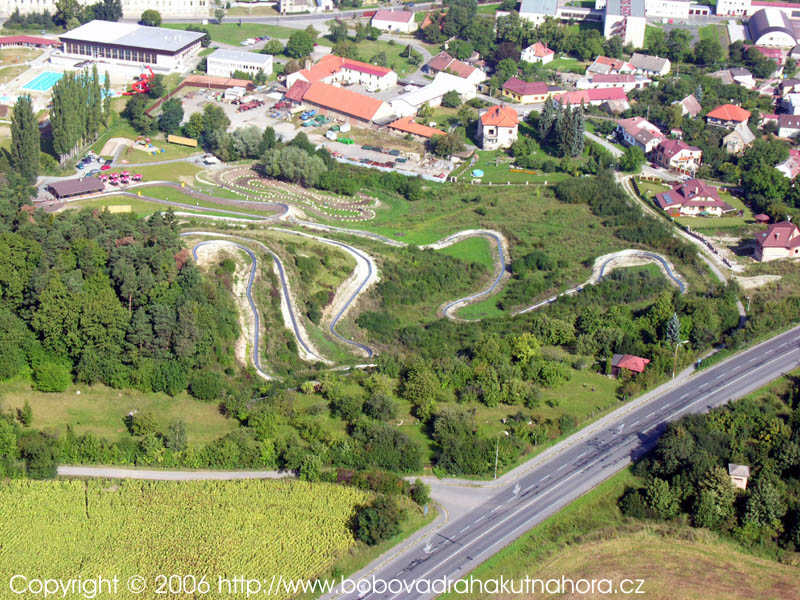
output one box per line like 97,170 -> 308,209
147,74 -> 166,98
620,145 -> 645,172
10,95 -> 39,184
666,312 -> 681,344
429,133 -> 465,158
328,19 -> 349,43
54,0 -> 80,26
694,38 -> 723,66
165,420 -> 187,451
262,39 -> 284,55
692,466 -> 736,530
441,90 -> 462,108
139,8 -> 161,26
92,0 -> 122,20
353,495 -> 404,545
214,7 -> 226,23
18,401 -> 33,426
645,476 -> 680,519
157,98 -> 184,134
19,432 -> 58,479
286,30 -> 314,58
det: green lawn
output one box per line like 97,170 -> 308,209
164,22 -> 302,45
455,150 -> 570,184
2,378 -> 237,445
699,23 -> 730,55
0,64 -> 27,84
544,56 -> 588,74
437,236 -> 495,270
337,38 -> 424,77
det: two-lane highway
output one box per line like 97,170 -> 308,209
331,325 -> 800,600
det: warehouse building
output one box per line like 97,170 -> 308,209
47,177 -> 104,199
56,20 -> 205,73
207,49 -> 273,79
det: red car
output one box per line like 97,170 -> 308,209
100,164 -> 111,171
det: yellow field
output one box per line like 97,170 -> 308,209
1,479 -> 371,599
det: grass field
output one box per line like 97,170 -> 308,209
453,150 -> 570,185
699,23 -> 730,55
446,372 -> 800,597
1,479 -> 376,600
164,22 -> 308,45
437,236 -> 495,271
1,378 -> 237,444
544,56 -> 588,74
0,64 -> 27,84
0,47 -> 41,64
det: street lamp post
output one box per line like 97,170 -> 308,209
494,430 -> 510,480
672,339 -> 689,380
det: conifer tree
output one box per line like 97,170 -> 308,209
10,95 -> 39,183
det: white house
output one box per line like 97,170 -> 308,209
423,51 -> 488,86
781,93 -> 800,115
519,0 -> 559,24
577,73 -> 650,92
617,116 -> 665,152
207,48 -> 272,78
778,114 -> 800,138
0,0 -> 209,19
645,0 -> 711,18
371,9 -> 417,33
629,52 -> 671,76
279,0 -> 334,14
520,42 -> 555,64
477,105 -> 519,150
604,0 -> 646,49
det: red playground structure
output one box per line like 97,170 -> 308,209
123,66 -> 154,96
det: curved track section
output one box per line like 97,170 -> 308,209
270,228 -> 378,358
189,240 -> 273,380
516,249 -> 687,315
421,229 -> 510,321
183,232 -> 331,370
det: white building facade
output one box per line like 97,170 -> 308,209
0,0 -> 209,17
207,49 -> 273,78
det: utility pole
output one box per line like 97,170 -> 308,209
673,339 -> 689,379
494,431 -> 509,479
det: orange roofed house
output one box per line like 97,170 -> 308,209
477,105 -> 519,150
387,116 -> 446,140
286,54 -> 398,92
706,104 -> 751,128
611,354 -> 650,378
754,221 -> 800,261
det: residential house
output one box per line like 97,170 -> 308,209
780,78 -> 800,96
722,121 -> 756,154
371,10 -> 417,33
653,139 -> 702,174
728,464 -> 750,490
616,116 -> 665,152
611,354 -> 650,378
778,114 -> 800,137
477,105 -> 519,150
629,52 -> 671,76
519,0 -> 559,24
387,117 -> 446,140
502,77 -> 563,103
655,179 -> 735,216
586,55 -> 635,76
520,41 -> 555,64
709,67 -> 755,89
576,73 -> 650,92
716,0 -> 749,16
555,87 -> 630,112
776,148 -> 800,178
675,94 -> 703,117
781,92 -> 800,114
286,54 -> 398,92
422,51 -> 487,86
706,104 -> 751,127
754,221 -> 800,261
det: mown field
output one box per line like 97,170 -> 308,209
0,479 -> 371,599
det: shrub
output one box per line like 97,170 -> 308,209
32,357 -> 71,392
353,495 -> 405,545
189,371 -> 224,402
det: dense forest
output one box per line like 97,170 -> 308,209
620,378 -> 800,556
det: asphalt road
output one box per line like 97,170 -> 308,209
329,324 -> 800,600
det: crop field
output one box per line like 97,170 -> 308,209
0,479 -> 370,599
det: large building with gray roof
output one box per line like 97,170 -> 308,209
603,0 -> 646,49
519,0 -> 559,24
57,20 -> 205,73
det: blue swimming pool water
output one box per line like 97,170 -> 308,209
22,71 -> 63,92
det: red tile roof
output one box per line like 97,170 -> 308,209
480,105 -> 518,127
655,179 -> 733,212
555,87 -> 628,105
388,116 -> 446,138
706,104 -> 751,123
285,80 -> 311,102
425,51 -> 476,78
372,9 -> 414,23
756,221 -> 800,249
295,54 -> 392,84
612,354 -> 650,373
0,35 -> 60,46
592,73 -> 636,83
502,77 -> 548,96
529,42 -> 554,57
657,138 -> 700,160
302,81 -> 386,121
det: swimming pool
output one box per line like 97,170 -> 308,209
22,71 -> 63,92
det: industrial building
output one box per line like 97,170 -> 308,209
55,20 -> 205,73
207,49 -> 273,79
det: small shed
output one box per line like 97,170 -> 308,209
728,463 -> 750,489
167,134 -> 198,147
754,214 -> 771,224
47,176 -> 104,199
611,354 -> 650,378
